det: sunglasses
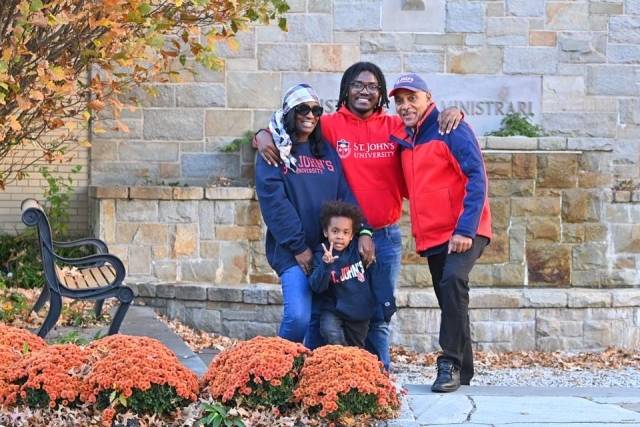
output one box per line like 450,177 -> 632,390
295,104 -> 324,117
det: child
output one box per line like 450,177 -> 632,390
308,200 -> 397,348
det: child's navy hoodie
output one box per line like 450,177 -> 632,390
308,239 -> 376,322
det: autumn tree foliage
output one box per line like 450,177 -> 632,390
0,0 -> 288,188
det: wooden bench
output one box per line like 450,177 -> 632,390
21,198 -> 134,338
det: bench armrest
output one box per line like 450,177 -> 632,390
53,237 -> 109,254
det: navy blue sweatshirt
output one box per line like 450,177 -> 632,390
309,238 -> 396,322
308,239 -> 376,322
255,140 -> 363,276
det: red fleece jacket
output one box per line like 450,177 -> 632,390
320,107 -> 406,230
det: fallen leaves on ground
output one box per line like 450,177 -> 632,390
157,313 -> 237,353
154,315 -> 640,372
391,344 -> 640,371
1,287 -> 117,330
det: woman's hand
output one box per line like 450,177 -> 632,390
321,242 -> 339,264
295,248 -> 313,275
437,107 -> 463,135
358,234 -> 375,268
255,130 -> 282,166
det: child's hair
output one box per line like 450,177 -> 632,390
319,200 -> 365,234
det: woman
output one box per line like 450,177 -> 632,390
255,84 -> 371,349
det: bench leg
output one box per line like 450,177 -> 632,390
107,286 -> 135,335
36,293 -> 62,338
107,301 -> 130,335
31,286 -> 51,315
94,299 -> 105,319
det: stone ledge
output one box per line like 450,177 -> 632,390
89,186 -> 256,201
127,281 -> 640,309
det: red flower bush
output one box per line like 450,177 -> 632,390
294,345 -> 400,419
1,344 -> 91,409
0,324 -> 47,352
201,336 -> 311,411
81,335 -> 199,423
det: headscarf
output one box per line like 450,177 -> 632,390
268,84 -> 320,173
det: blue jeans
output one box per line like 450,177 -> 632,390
365,224 -> 402,371
278,265 -> 325,349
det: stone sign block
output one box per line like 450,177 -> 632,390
282,73 -> 541,136
381,0 -> 445,33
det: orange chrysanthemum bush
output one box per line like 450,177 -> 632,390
0,324 -> 48,352
1,344 -> 91,409
201,336 -> 312,411
293,345 -> 400,420
81,335 -> 199,424
0,345 -> 23,403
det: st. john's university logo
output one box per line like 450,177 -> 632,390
336,139 -> 350,159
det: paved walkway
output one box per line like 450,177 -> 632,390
48,306 -> 640,426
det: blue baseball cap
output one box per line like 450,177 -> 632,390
388,73 -> 429,97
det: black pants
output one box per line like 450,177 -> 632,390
427,236 -> 489,384
319,310 -> 370,348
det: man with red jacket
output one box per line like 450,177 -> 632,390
389,74 -> 492,392
256,62 -> 462,371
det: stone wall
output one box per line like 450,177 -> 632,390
85,0 -> 640,352
130,282 -> 640,353
90,142 -> 640,351
90,142 -> 640,289
89,0 -> 640,192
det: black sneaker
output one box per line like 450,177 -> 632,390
431,358 -> 460,393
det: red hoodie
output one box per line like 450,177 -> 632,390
321,107 -> 405,230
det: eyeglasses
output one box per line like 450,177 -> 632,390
350,81 -> 380,94
295,104 -> 324,117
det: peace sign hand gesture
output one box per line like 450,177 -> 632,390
322,242 -> 339,264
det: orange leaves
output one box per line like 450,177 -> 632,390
15,95 -> 30,110
8,115 -> 21,131
87,99 -> 106,111
27,11 -> 48,28
1,0 -> 287,186
28,90 -> 44,102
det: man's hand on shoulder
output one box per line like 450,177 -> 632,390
255,130 -> 282,166
438,107 -> 463,135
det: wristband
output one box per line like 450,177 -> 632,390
359,229 -> 373,237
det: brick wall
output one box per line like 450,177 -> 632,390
0,144 -> 90,236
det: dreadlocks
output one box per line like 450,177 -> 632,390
336,62 -> 390,113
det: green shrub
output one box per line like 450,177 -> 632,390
0,233 -> 92,289
197,403 -> 246,427
40,164 -> 82,237
220,130 -> 255,152
0,281 -> 30,322
485,113 -> 542,137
